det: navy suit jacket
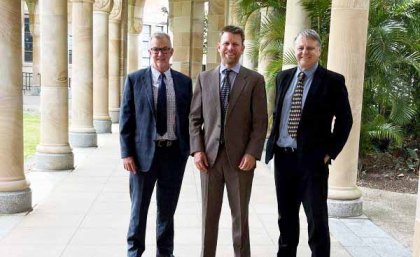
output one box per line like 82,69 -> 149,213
119,67 -> 192,172
265,65 -> 353,173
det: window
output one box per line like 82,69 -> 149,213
24,16 -> 33,63
140,25 -> 152,68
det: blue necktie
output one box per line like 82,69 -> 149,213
156,73 -> 167,136
220,69 -> 232,143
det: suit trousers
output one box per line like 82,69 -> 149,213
200,145 -> 254,257
274,149 -> 330,257
127,143 -> 187,257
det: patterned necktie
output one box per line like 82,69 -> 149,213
156,73 -> 167,136
220,69 -> 232,143
288,72 -> 306,139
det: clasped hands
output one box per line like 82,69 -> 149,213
193,151 -> 256,172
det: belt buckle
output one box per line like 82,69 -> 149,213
157,140 -> 172,147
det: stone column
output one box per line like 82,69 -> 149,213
93,0 -> 113,133
0,0 -> 32,213
26,0 -> 41,95
227,0 -> 240,26
109,0 -> 122,123
69,0 -> 97,147
120,0 -> 128,93
190,0 -> 205,81
242,11 -> 260,70
127,0 -> 145,73
35,0 -> 74,171
206,0 -> 226,70
258,8 -> 275,124
282,0 -> 310,70
413,174 -> 420,255
327,0 -> 370,217
169,0 -> 204,79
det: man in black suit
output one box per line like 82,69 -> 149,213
120,32 -> 192,257
265,29 -> 353,257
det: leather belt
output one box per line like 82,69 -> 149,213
156,140 -> 175,148
276,147 -> 297,153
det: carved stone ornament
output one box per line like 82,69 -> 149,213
128,17 -> 142,34
110,0 -> 122,21
94,0 -> 113,13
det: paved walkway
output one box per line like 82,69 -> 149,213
0,125 -> 412,257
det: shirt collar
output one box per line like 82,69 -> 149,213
151,66 -> 172,82
298,63 -> 318,78
220,63 -> 241,75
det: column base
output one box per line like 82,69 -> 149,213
94,119 -> 112,133
327,198 -> 363,218
34,152 -> 74,171
69,131 -> 98,148
109,109 -> 120,123
0,188 -> 32,214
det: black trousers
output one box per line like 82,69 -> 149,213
127,143 -> 188,257
274,149 -> 330,257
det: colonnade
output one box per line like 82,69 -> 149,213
2,0 -> 420,254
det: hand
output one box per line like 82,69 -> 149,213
123,157 -> 138,174
239,154 -> 256,171
194,151 -> 209,172
324,154 -> 331,165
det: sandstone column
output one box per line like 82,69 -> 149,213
120,0 -> 128,96
282,0 -> 310,70
26,0 -> 41,95
413,174 -> 420,255
35,0 -> 74,170
190,0 -> 205,81
93,0 -> 113,133
258,8 -> 275,125
109,0 -> 122,123
206,0 -> 226,70
327,0 -> 370,217
242,11 -> 260,70
169,0 -> 204,80
69,0 -> 97,147
227,0 -> 240,26
127,0 -> 145,73
0,0 -> 32,213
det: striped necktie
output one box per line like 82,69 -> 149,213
288,72 -> 306,139
220,69 -> 232,143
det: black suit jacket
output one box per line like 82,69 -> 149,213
119,67 -> 192,172
265,65 -> 353,173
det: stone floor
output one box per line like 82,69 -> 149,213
0,125 -> 412,257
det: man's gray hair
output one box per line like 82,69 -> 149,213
149,32 -> 172,48
294,29 -> 321,47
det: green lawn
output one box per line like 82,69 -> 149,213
24,112 -> 40,159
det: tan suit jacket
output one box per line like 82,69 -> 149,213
189,65 -> 268,169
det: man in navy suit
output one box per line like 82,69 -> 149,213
120,32 -> 192,257
265,29 -> 353,257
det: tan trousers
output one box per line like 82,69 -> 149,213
200,146 -> 254,257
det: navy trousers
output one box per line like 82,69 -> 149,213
274,149 -> 330,257
127,143 -> 188,257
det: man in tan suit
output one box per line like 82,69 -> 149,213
189,25 -> 268,257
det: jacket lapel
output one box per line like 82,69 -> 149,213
143,67 -> 155,117
171,69 -> 183,118
226,66 -> 247,119
302,65 -> 325,116
209,67 -> 222,119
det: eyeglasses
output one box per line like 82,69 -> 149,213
150,47 -> 171,54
